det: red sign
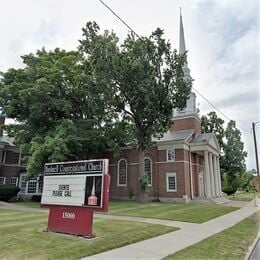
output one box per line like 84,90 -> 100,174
41,159 -> 110,237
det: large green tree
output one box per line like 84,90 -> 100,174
0,47 -> 130,174
79,23 -> 191,200
201,111 -> 225,150
222,120 -> 247,174
221,120 -> 247,195
0,22 -> 191,201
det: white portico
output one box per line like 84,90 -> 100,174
190,134 -> 222,198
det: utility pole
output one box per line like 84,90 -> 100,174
252,122 -> 259,176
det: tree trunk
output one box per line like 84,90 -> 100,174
137,148 -> 149,203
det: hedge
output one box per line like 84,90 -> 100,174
0,185 -> 20,202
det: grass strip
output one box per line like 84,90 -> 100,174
0,208 -> 176,259
165,211 -> 260,260
13,200 -> 239,223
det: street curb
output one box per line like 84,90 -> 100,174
245,232 -> 260,260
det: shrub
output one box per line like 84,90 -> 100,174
0,185 -> 20,202
128,187 -> 134,200
31,195 -> 42,202
139,175 -> 149,192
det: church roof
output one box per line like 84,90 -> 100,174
0,135 -> 16,147
190,133 -> 213,143
153,129 -> 194,143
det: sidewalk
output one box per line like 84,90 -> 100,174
84,201 -> 259,260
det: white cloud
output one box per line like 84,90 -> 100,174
0,0 -> 259,169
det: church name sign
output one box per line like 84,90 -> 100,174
41,160 -> 107,208
44,161 -> 103,175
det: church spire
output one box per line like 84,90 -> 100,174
178,9 -> 191,80
173,9 -> 198,118
179,8 -> 186,54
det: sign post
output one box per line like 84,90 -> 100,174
41,159 -> 110,238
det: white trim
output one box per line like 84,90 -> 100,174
117,159 -> 127,187
166,172 -> 177,192
18,173 -> 42,195
10,177 -> 18,186
144,157 -> 152,186
166,149 -> 176,162
0,177 -> 6,185
155,160 -> 189,164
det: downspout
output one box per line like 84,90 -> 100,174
156,148 -> 160,201
189,144 -> 193,200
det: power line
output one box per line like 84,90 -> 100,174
193,87 -> 251,134
98,0 -> 140,38
97,0 -> 251,135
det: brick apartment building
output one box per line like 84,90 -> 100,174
0,116 -> 43,197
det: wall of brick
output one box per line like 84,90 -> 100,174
170,116 -> 201,134
92,139 -> 205,200
0,165 -> 24,178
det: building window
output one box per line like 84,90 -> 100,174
19,174 -> 43,195
10,177 -> 18,186
19,175 -> 27,193
118,159 -> 127,186
167,149 -> 175,161
13,153 -> 20,164
166,173 -> 177,192
38,180 -> 43,194
27,178 -> 37,194
144,157 -> 152,186
0,177 -> 6,185
4,151 -> 20,165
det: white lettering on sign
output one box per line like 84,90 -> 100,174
62,212 -> 75,219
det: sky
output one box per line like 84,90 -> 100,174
0,0 -> 259,170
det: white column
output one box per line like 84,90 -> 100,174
217,157 -> 222,196
213,155 -> 220,197
204,151 -> 211,198
209,153 -> 216,197
18,151 -> 22,166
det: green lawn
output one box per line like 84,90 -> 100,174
14,200 -> 239,223
106,200 -> 238,223
225,191 -> 260,202
15,201 -> 42,208
0,208 -> 176,259
165,212 -> 260,260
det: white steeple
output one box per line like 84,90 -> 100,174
179,9 -> 186,55
179,8 -> 191,81
174,9 -> 198,118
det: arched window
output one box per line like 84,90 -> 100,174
117,159 -> 127,186
144,157 -> 152,186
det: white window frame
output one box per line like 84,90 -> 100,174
10,177 -> 18,186
117,159 -> 127,187
19,173 -> 42,195
13,152 -> 20,165
0,177 -> 6,185
166,149 -> 175,162
166,172 -> 177,192
144,157 -> 152,186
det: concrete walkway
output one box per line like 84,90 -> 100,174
95,214 -> 198,229
85,201 -> 260,260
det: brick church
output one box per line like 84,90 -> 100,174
97,13 -> 222,202
0,14 -> 222,202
